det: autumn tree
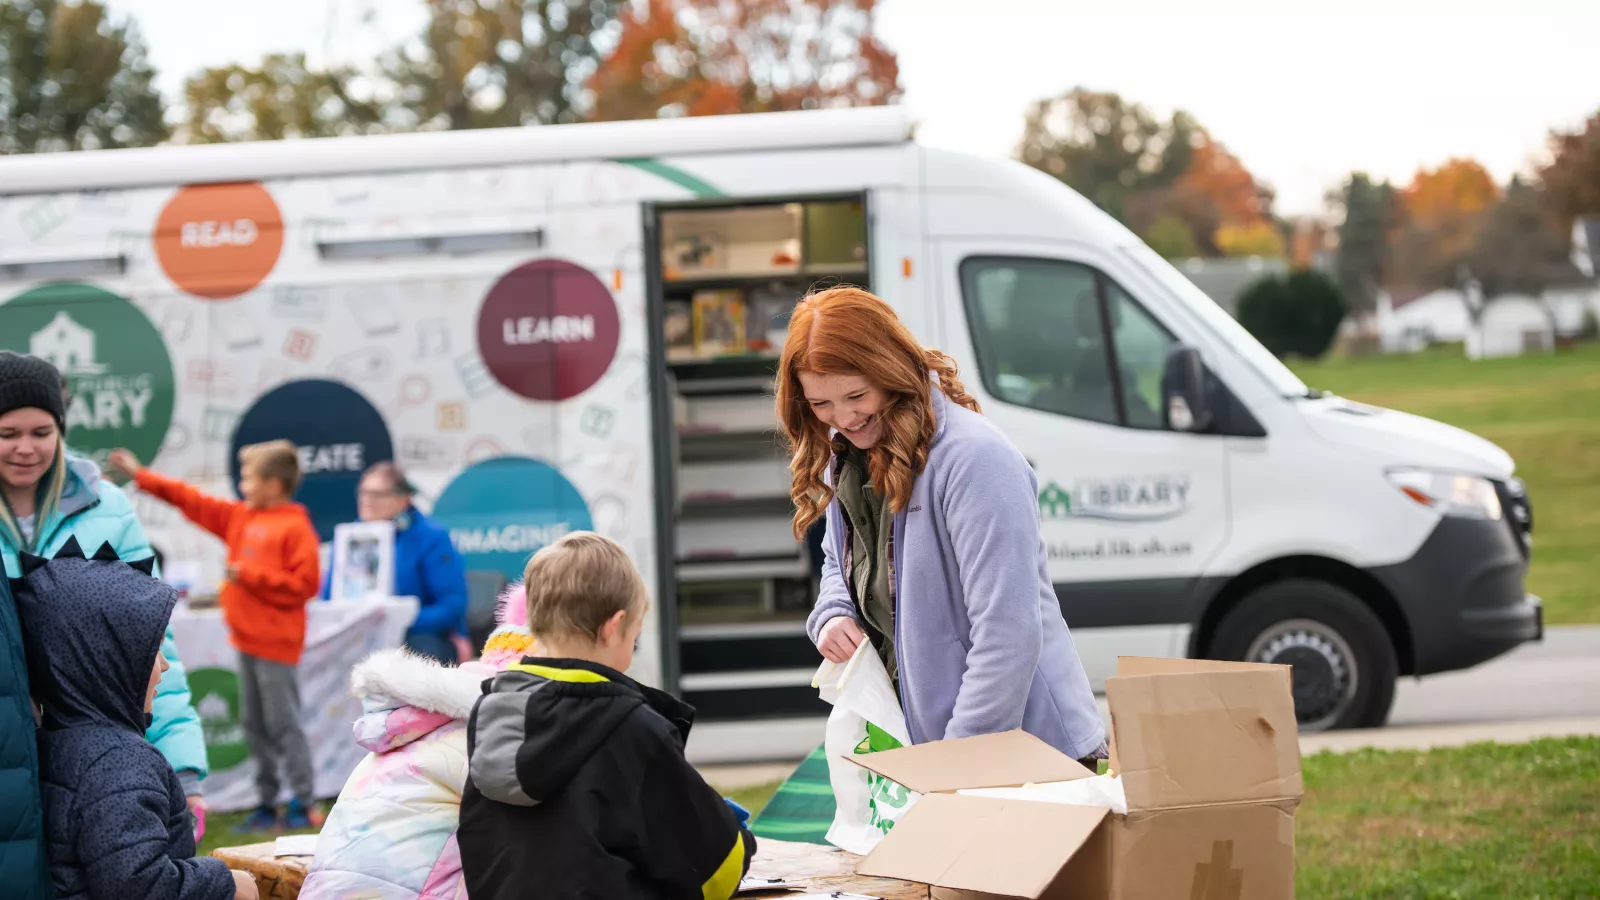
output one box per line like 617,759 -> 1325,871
1144,214 -> 1200,259
182,0 -> 629,139
1215,220 -> 1287,258
588,0 -> 899,121
181,54 -> 389,143
1017,89 -> 1197,224
1540,108 -> 1600,232
1466,176 -> 1572,297
0,0 -> 167,153
1388,158 -> 1499,289
1019,92 -> 1280,259
1331,173 -> 1399,312
1179,136 -> 1272,229
386,0 -> 630,129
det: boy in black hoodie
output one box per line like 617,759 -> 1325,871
459,532 -> 755,900
11,537 -> 257,900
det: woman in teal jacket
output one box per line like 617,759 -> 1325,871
0,352 -> 209,806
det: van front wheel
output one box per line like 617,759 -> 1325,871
1207,580 -> 1398,731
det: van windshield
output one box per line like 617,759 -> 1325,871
1118,242 -> 1311,398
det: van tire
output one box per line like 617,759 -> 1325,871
1207,579 -> 1398,731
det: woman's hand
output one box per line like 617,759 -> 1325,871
816,616 -> 866,664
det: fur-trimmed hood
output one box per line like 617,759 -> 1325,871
346,581 -> 534,756
349,650 -> 492,754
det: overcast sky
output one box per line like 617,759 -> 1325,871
109,0 -> 1600,217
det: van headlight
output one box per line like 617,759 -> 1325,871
1387,469 -> 1503,520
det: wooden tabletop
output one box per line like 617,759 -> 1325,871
214,836 -> 927,900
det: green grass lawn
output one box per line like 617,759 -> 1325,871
1289,344 -> 1600,625
197,811 -> 318,857
727,736 -> 1600,900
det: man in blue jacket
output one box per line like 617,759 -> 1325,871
322,462 -> 468,664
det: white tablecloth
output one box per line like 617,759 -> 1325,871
170,596 -> 418,812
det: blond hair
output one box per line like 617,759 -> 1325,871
523,531 -> 647,643
238,439 -> 302,494
0,438 -> 68,553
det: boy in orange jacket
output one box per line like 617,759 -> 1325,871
109,440 -> 324,831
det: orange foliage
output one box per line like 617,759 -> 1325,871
588,0 -> 900,122
1401,158 -> 1500,227
1175,133 -> 1268,229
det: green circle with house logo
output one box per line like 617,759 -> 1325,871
0,283 -> 174,465
187,667 -> 249,770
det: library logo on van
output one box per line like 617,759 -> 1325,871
0,283 -> 174,463
433,456 -> 594,580
188,667 -> 248,770
476,259 -> 620,402
1038,474 -> 1192,523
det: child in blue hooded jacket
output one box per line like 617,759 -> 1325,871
11,537 -> 257,900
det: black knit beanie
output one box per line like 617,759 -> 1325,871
0,351 -> 66,427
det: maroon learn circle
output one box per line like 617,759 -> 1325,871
476,259 -> 621,402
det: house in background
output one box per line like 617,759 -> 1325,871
1573,216 -> 1600,280
1545,282 -> 1600,337
1173,256 -> 1290,317
1376,287 -> 1472,353
1376,278 -> 1598,359
1467,295 -> 1555,359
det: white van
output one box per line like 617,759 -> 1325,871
0,107 -> 1539,761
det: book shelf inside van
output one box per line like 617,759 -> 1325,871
656,195 -> 869,720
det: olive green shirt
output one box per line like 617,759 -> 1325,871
835,446 -> 898,689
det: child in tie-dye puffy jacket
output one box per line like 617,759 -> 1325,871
300,584 -> 534,900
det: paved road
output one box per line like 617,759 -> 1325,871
1386,625 -> 1600,726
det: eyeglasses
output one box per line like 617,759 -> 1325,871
357,489 -> 405,501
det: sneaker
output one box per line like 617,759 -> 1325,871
283,799 -> 324,830
234,805 -> 278,833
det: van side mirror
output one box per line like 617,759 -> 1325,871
1161,346 -> 1214,433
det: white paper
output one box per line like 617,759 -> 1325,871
957,774 -> 1129,815
273,834 -> 320,857
330,520 -> 396,601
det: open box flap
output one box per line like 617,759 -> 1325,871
1107,668 -> 1302,812
1108,657 -> 1293,776
846,729 -> 1093,794
1115,656 -> 1292,687
858,793 -> 1109,898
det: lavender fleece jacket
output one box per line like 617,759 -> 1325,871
807,386 -> 1107,760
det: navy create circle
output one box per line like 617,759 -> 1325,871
230,378 -> 394,541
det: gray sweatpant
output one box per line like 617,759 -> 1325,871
238,653 -> 315,807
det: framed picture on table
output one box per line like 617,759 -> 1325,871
330,520 -> 395,602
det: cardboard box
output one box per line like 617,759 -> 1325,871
852,657 -> 1302,900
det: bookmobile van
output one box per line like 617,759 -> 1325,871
0,107 -> 1540,761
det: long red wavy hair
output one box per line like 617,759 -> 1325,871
777,287 -> 980,539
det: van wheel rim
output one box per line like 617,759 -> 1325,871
1245,618 -> 1359,732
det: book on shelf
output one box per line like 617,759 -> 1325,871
692,289 -> 748,357
664,300 -> 694,360
747,286 -> 799,352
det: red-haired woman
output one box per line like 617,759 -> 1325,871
779,288 -> 1107,765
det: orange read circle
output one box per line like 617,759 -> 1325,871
154,182 -> 285,300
